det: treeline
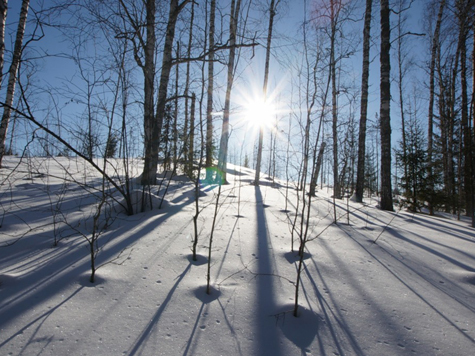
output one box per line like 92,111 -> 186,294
0,0 -> 473,225
392,0 -> 474,223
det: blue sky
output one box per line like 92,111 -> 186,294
3,0 -> 429,184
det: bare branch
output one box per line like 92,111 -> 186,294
172,41 -> 259,66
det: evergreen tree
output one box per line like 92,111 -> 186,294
364,150 -> 378,197
243,153 -> 249,168
105,134 -> 118,158
396,116 -> 427,212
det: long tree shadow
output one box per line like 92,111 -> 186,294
400,213 -> 475,243
374,226 -> 475,313
309,235 -> 420,355
182,302 -> 207,356
339,224 -> 475,345
254,186 -> 283,356
304,257 -> 365,355
0,195 -> 195,332
0,286 -> 83,351
127,262 -> 192,356
385,224 -> 475,271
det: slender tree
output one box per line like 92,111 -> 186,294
427,0 -> 446,215
254,0 -> 279,185
471,16 -> 475,227
184,1 -> 195,176
379,0 -> 394,211
330,0 -> 342,200
434,27 -> 456,213
395,0 -> 410,201
0,0 -> 29,168
0,0 -> 7,87
455,0 -> 474,216
205,0 -> 216,181
217,0 -> 241,183
173,42 -> 180,170
354,0 -> 373,203
309,142 -> 326,197
118,0 -> 155,183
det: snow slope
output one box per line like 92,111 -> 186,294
1,156 -> 474,356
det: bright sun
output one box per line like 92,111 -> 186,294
244,98 -> 275,129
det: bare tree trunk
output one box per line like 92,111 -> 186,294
205,0 -> 216,176
0,0 -> 7,88
379,0 -> 394,211
188,93 -> 196,175
396,2 -> 408,197
449,42 -> 460,213
309,142 -> 326,197
456,0 -> 472,216
298,1 -> 320,193
254,0 -> 278,185
129,0 -> 156,185
141,0 -> 191,185
471,22 -> 475,227
192,10 -> 210,259
330,0 -> 341,200
184,1 -> 195,176
437,54 -> 451,211
0,0 -> 29,168
309,72 -> 331,197
217,0 -> 241,183
355,0 -> 373,203
427,0 -> 445,215
174,42 -> 180,171
293,1 -> 324,315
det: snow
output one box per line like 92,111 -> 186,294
1,156 -> 474,356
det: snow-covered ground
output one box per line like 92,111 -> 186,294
1,156 -> 474,356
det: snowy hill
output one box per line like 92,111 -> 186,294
1,156 -> 474,356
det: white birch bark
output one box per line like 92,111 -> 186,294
0,0 -> 28,167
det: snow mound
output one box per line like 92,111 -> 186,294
276,304 -> 321,349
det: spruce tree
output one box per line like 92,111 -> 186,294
397,116 -> 427,212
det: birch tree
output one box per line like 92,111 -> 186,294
217,0 -> 242,183
330,0 -> 342,200
184,1 -> 195,176
254,0 -> 279,186
118,0 -> 156,184
354,0 -> 373,203
205,0 -> 216,176
141,0 -> 191,186
0,0 -> 29,168
0,0 -> 6,87
394,0 -> 414,201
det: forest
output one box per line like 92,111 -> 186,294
0,0 -> 474,222
1,1 -> 475,355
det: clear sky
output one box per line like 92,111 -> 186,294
3,0 -> 428,183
